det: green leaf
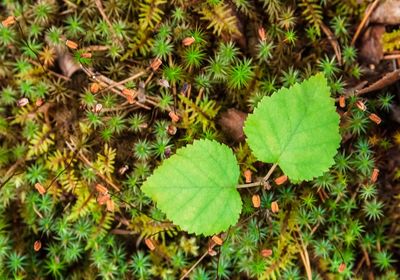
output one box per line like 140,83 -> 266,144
244,73 -> 341,181
141,139 -> 241,236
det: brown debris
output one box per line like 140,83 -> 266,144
218,108 -> 247,143
359,25 -> 385,65
370,0 -> 400,25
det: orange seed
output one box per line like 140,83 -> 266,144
34,240 -> 42,252
244,170 -> 252,183
274,175 -> 288,185
34,183 -> 46,195
271,201 -> 279,213
369,113 -> 381,125
212,235 -> 223,246
145,238 -> 156,251
252,194 -> 261,208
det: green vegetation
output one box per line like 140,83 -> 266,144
0,0 -> 399,279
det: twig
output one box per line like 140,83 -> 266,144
94,0 -> 121,44
99,70 -> 147,93
355,69 -> 400,96
237,163 -> 278,188
351,0 -> 380,45
320,22 -> 342,65
179,250 -> 209,280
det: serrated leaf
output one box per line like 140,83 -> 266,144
244,73 -> 341,181
141,139 -> 242,236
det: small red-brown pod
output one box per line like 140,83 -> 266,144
339,96 -> 345,108
274,175 -> 287,185
271,201 -> 279,213
145,238 -> 156,251
90,83 -> 100,94
182,37 -> 195,46
34,183 -> 46,195
35,98 -> 44,107
2,16 -> 16,28
356,100 -> 366,111
34,240 -> 42,252
212,235 -> 223,246
338,262 -> 346,273
106,199 -> 115,212
244,170 -> 252,183
261,249 -> 272,258
150,58 -> 162,71
252,194 -> 261,208
65,40 -> 78,50
370,168 -> 379,183
169,111 -> 180,123
122,88 -> 135,104
208,248 -> 217,256
81,52 -> 92,58
17,98 -> 29,107
97,193 -> 110,205
258,27 -> 266,41
167,124 -> 177,135
95,184 -> 108,194
369,113 -> 381,125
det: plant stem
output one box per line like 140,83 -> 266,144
236,163 -> 278,189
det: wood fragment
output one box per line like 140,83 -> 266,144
355,69 -> 400,96
321,22 -> 342,65
351,0 -> 380,45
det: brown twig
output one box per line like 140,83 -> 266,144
355,69 -> 400,96
94,0 -> 121,43
351,0 -> 380,45
237,163 -> 278,188
320,22 -> 342,65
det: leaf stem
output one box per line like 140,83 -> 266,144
236,163 -> 278,189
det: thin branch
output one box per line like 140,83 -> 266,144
237,163 -> 278,188
351,0 -> 380,45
